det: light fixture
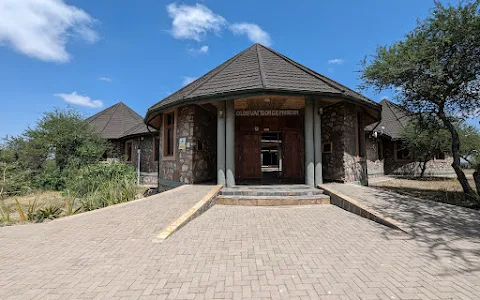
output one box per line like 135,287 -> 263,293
219,110 -> 224,118
264,98 -> 271,103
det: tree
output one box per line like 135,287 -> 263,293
0,139 -> 31,198
360,1 -> 480,201
458,123 -> 480,166
18,108 -> 108,190
400,117 -> 451,177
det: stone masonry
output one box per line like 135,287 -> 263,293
322,102 -> 368,184
159,104 -> 217,184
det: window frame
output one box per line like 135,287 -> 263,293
154,135 -> 160,162
394,141 -> 413,161
162,110 -> 177,160
125,140 -> 133,162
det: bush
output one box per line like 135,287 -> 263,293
65,163 -> 138,211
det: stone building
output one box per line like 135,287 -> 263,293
145,44 -> 381,188
87,102 -> 159,185
365,99 -> 454,177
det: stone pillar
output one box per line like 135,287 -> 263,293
304,99 -> 315,187
314,101 -> 323,187
225,100 -> 236,187
217,102 -> 226,185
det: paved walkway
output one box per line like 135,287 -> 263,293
325,183 -> 480,273
0,184 -> 479,299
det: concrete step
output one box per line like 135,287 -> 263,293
216,195 -> 331,206
220,188 -> 325,197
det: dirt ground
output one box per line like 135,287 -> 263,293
370,175 -> 479,209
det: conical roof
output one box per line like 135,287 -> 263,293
87,102 -> 150,139
365,99 -> 410,140
146,43 -> 378,122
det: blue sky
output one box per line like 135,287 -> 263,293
0,0 -> 477,137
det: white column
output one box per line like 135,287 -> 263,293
314,101 -> 323,187
217,102 -> 226,185
304,99 -> 315,187
225,101 -> 236,187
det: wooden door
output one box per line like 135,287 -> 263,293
282,131 -> 304,180
236,134 -> 261,179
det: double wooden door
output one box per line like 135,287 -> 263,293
235,131 -> 304,181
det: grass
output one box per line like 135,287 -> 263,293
0,186 -> 150,226
370,176 -> 479,209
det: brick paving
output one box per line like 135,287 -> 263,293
0,184 -> 479,299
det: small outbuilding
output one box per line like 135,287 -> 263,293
365,99 -> 454,177
88,102 -> 159,185
145,44 -> 381,188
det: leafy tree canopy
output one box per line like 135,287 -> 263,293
361,0 -> 480,200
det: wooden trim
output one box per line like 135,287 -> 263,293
153,136 -> 160,162
162,109 -> 177,160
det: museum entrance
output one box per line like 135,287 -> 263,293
261,132 -> 282,183
235,116 -> 304,184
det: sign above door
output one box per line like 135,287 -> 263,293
236,110 -> 299,117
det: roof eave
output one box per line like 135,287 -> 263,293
145,89 -> 381,128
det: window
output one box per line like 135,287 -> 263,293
395,142 -> 412,161
154,136 -> 160,161
163,111 -> 176,157
323,142 -> 333,153
196,140 -> 203,151
435,151 -> 446,160
125,141 -> 133,162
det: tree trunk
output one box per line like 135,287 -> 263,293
474,164 -> 480,195
439,113 -> 479,202
420,160 -> 428,178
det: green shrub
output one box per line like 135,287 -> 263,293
65,163 -> 138,211
33,205 -> 61,222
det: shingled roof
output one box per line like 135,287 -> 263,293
146,44 -> 379,123
365,99 -> 410,140
87,102 -> 151,139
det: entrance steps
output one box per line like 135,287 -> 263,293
216,185 -> 330,206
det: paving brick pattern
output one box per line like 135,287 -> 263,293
1,184 -> 479,299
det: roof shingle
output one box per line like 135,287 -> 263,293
87,102 -> 152,139
146,44 -> 379,121
366,99 -> 410,140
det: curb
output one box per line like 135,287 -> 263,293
319,184 -> 408,233
153,185 -> 223,242
51,185 -> 189,224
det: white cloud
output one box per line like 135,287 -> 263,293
229,23 -> 272,46
182,76 -> 197,86
0,0 -> 98,63
188,45 -> 209,55
166,3 -> 273,47
166,3 -> 226,41
55,92 -> 103,108
328,59 -> 344,65
381,96 -> 390,100
98,76 -> 112,82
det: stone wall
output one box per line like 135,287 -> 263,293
321,103 -> 346,181
159,104 -> 217,185
366,136 -> 385,177
192,105 -> 217,183
321,102 -> 368,185
343,103 -> 368,185
383,139 -> 454,176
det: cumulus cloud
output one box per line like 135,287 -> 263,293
182,76 -> 197,86
98,76 -> 112,82
166,3 -> 272,47
229,23 -> 272,46
0,0 -> 98,63
166,3 -> 226,41
328,59 -> 344,65
55,92 -> 103,108
188,45 -> 209,55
